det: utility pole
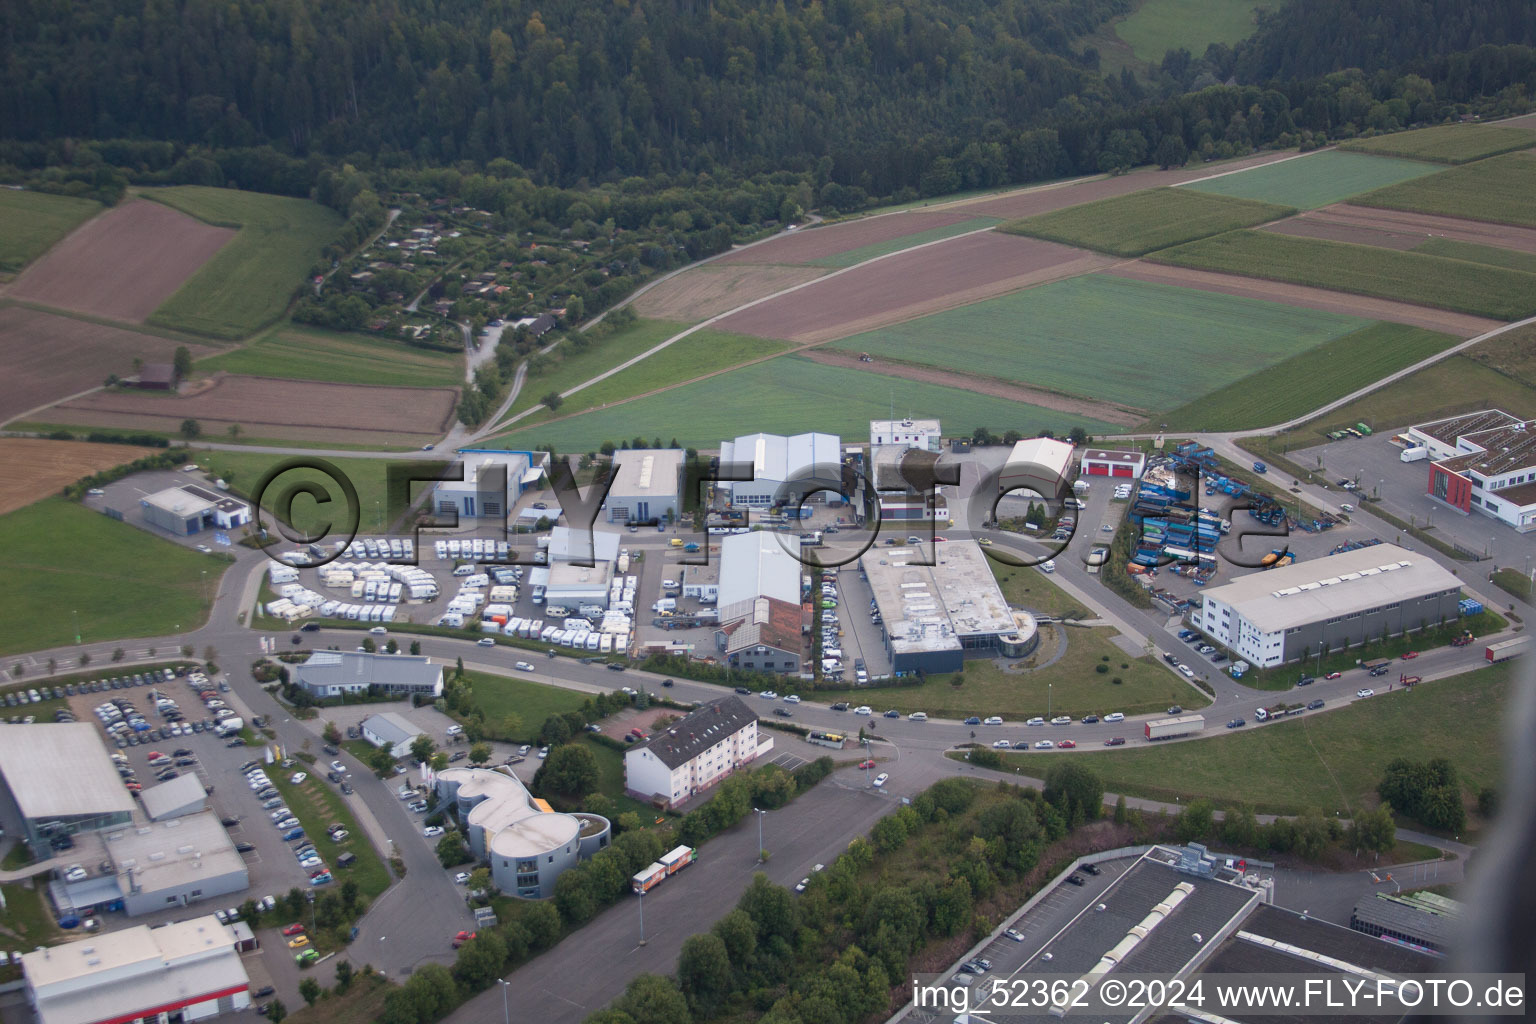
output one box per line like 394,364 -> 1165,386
754,807 -> 767,859
498,979 -> 510,1024
637,888 -> 647,946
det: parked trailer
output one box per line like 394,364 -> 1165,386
659,845 -> 696,875
1401,447 -> 1429,463
1486,637 -> 1528,663
1144,714 -> 1205,741
632,862 -> 667,894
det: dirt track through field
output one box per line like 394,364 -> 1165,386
0,438 -> 156,516
6,199 -> 234,322
1101,263 -> 1501,337
1264,203 -> 1536,253
797,349 -> 1147,426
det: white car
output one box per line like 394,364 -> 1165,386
289,772 -> 308,785
983,716 -> 1004,725
1177,664 -> 1196,679
1050,715 -> 1070,725
1356,688 -> 1375,698
783,695 -> 801,704
991,739 -> 1012,749
537,747 -> 549,759
760,691 -> 778,700
1104,712 -> 1125,723
1034,740 -> 1054,749
1005,928 -> 1026,942
1026,717 -> 1045,726
477,637 -> 496,647
514,661 -> 535,672
872,773 -> 889,788
424,826 -> 445,838
454,872 -> 471,885
330,760 -> 346,773
63,865 -> 88,883
908,712 -> 927,721
853,705 -> 872,716
369,626 -> 387,635
518,744 -> 531,756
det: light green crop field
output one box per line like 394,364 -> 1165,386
0,190 -> 101,275
142,187 -> 343,340
828,275 -> 1369,413
1414,238 -> 1536,275
1000,188 -> 1293,257
507,318 -> 688,417
1182,150 -> 1440,209
1151,229 -> 1536,319
1155,322 -> 1459,431
1351,151 -> 1536,227
196,324 -> 463,388
1113,0 -> 1267,63
1340,123 -> 1536,164
0,498 -> 215,654
807,217 -> 1004,268
498,355 -> 1120,451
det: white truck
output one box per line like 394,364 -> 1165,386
1401,446 -> 1430,462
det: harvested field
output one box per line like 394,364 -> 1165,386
0,305 -> 215,425
44,374 -> 457,445
714,232 -> 1117,344
714,209 -> 992,266
1339,123 -> 1535,164
1000,187 -> 1293,257
1104,262 -> 1501,337
0,438 -> 155,516
1351,151 -> 1536,227
7,199 -> 234,321
0,190 -> 101,276
1180,150 -> 1439,209
630,265 -> 829,321
1261,203 -> 1536,254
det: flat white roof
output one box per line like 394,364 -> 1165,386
610,449 -> 684,497
860,540 -> 1015,654
717,531 -> 803,611
1201,544 -> 1461,633
104,812 -> 247,896
440,767 -> 581,859
141,486 -> 215,517
0,724 -> 135,821
871,418 -> 940,435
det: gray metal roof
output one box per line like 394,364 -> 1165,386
634,696 -> 757,770
609,449 -> 684,497
717,531 -> 803,610
360,712 -> 421,748
1350,892 -> 1459,950
139,773 -> 207,821
0,724 -> 135,821
292,651 -> 442,690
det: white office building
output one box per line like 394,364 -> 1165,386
870,418 -> 941,452
716,432 -> 841,508
625,696 -> 763,809
606,449 -> 685,523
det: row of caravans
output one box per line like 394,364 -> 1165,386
434,538 -> 515,561
345,537 -> 416,561
608,573 -> 639,615
319,560 -> 439,603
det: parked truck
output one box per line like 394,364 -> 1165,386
1144,714 -> 1204,741
1486,636 -> 1529,663
631,862 -> 668,894
1401,446 -> 1430,463
659,845 -> 696,876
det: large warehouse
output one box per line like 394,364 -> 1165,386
435,767 -> 609,899
103,812 -> 250,916
1196,543 -> 1464,668
859,539 -> 1028,674
605,449 -> 684,523
999,437 -> 1075,499
1409,409 -> 1536,533
716,432 -> 841,508
21,915 -> 252,1024
0,724 -> 135,848
434,449 -> 548,520
716,530 -> 804,611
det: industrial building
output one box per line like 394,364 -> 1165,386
139,484 -> 251,536
860,539 -> 1029,674
715,597 -> 805,674
435,767 -> 609,899
715,530 -> 804,611
868,446 -> 948,523
625,696 -> 764,809
680,559 -> 719,603
1350,890 -> 1461,954
21,915 -> 253,1024
139,773 -> 209,822
1196,543 -> 1464,668
99,812 -> 250,916
359,712 -> 425,757
291,650 -> 444,700
434,449 -> 548,520
526,525 -> 623,608
999,437 -> 1075,499
1408,410 -> 1536,533
1080,447 -> 1146,479
605,449 -> 685,523
0,724 -> 135,849
716,432 -> 842,508
869,418 -> 941,452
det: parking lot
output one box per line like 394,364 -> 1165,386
81,465 -> 243,556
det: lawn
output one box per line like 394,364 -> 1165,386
1182,150 -> 1440,209
1340,123 -> 1536,164
196,324 -> 463,389
498,355 -> 1122,452
457,669 -> 589,742
578,736 -> 657,818
1150,229 -> 1536,320
1350,151 -> 1536,227
1112,0 -> 1267,63
506,318 -> 689,417
142,186 -> 344,340
0,882 -> 60,949
194,450 -> 448,535
270,772 -> 391,947
1154,322 -> 1459,432
1000,188 -> 1293,257
0,190 -> 100,275
828,275 -> 1371,412
807,217 -> 1004,268
990,563 -> 1090,620
1413,238 -> 1536,275
858,628 -> 1205,720
1022,662 -> 1514,816
0,498 -> 216,655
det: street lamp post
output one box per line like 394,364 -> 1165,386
754,807 -> 767,857
1047,683 -> 1051,721
498,978 -> 510,1024
637,888 -> 647,946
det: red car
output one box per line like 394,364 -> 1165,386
1401,651 -> 1419,660
281,923 -> 305,937
1324,671 -> 1342,680
858,760 -> 876,770
452,930 -> 477,948
1057,740 -> 1077,749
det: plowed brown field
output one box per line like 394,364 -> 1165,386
1261,203 -> 1536,253
0,438 -> 156,516
631,264 -> 830,322
6,199 -> 233,321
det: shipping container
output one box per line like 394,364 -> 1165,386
1144,714 -> 1204,741
632,862 -> 668,893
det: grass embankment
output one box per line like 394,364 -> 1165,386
1350,150 -> 1536,227
1154,323 -> 1459,432
142,186 -> 344,339
0,190 -> 101,275
1150,229 -> 1536,320
1491,568 -> 1532,602
1340,123 -> 1536,164
1015,662 -> 1513,816
1111,0 -> 1266,63
1182,150 -> 1439,209
1000,188 -> 1294,257
505,317 -> 688,417
0,499 -> 215,655
990,562 -> 1089,619
197,324 -> 463,389
0,882 -> 61,948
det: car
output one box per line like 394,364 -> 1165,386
1034,740 -> 1054,749
1402,651 -> 1419,660
340,781 -> 353,795
1325,671 -> 1342,680
1026,717 -> 1044,726
1004,927 -> 1026,942
408,799 -> 429,812
421,444 -> 435,451
605,662 -> 626,671
964,716 -> 981,725
477,637 -> 496,647
295,949 -> 320,966
1227,718 -> 1245,729
760,690 -> 778,700
424,826 -> 445,838
773,707 -> 793,717
983,715 -> 1004,725
991,739 -> 1012,749
219,815 -> 239,827
783,694 -> 800,703
252,986 -> 276,999
958,962 -> 984,975
1307,699 -> 1325,710
518,744 -> 531,756
453,930 -> 477,948
853,705 -> 872,715
235,841 -> 255,852
287,935 -> 310,949
281,925 -> 305,941
449,751 -> 467,762
328,829 -> 349,842
1080,714 -> 1099,724
794,877 -> 810,893
300,622 -> 321,632
1104,737 -> 1126,746
63,865 -> 88,882
299,856 -> 324,870
1167,705 -> 1184,715
830,702 -> 849,712
1082,863 -> 1101,876
275,817 -> 300,830
883,709 -> 899,718
1057,740 -> 1077,749
1177,664 -> 1195,679
537,747 -> 549,759
1296,675 -> 1315,686
872,773 -> 889,788
1066,874 -> 1086,886
309,872 -> 333,886
1163,652 -> 1179,665
290,772 -> 307,785
734,686 -> 751,695
857,759 -> 876,770
1356,688 -> 1375,698
454,872 -> 471,885
1050,715 -> 1070,725
87,487 -> 105,496
515,661 -> 535,672
1211,654 -> 1228,664
329,760 -> 346,773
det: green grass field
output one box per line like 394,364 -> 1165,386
807,217 -> 1004,268
458,670 -> 589,742
194,450 -> 439,535
507,318 -> 688,417
1182,150 -> 1440,209
0,190 -> 101,275
828,275 -> 1370,413
1000,188 -> 1293,257
141,186 -> 344,340
1151,229 -> 1536,319
1340,123 -> 1536,164
1351,151 -> 1536,227
1023,663 -> 1513,816
1414,238 -> 1536,275
196,324 -> 463,388
497,355 -> 1121,451
1155,323 -> 1459,431
1113,0 -> 1267,62
0,498 -> 215,655
991,563 -> 1090,620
